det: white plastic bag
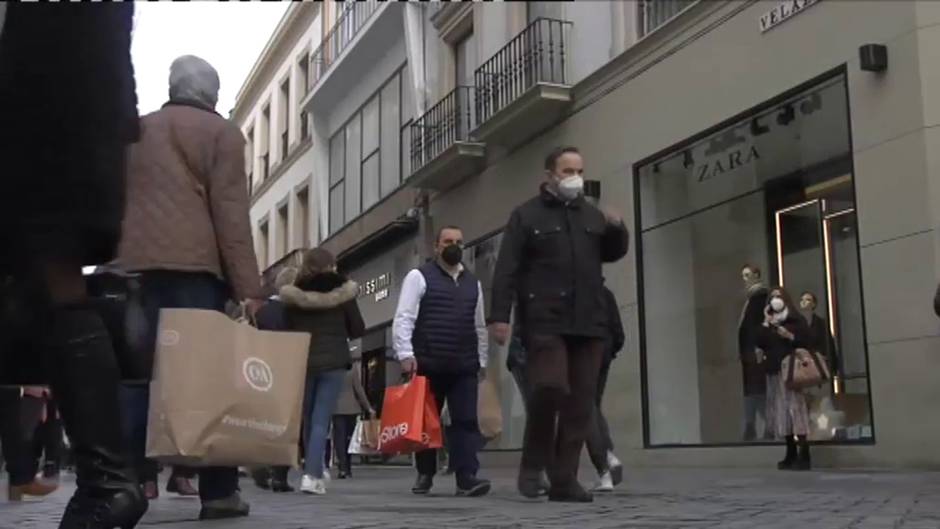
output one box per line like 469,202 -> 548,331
348,417 -> 379,456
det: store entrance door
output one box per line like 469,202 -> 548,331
774,196 -> 871,441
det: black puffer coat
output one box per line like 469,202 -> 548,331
490,185 -> 629,339
281,273 -> 365,376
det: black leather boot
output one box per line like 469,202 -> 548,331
44,307 -> 147,529
777,436 -> 797,470
794,436 -> 811,471
270,466 -> 294,492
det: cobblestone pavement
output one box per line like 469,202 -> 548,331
5,466 -> 940,528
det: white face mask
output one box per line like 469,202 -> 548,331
769,297 -> 785,312
557,175 -> 584,200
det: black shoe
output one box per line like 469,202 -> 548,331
517,468 -> 542,499
251,467 -> 272,490
337,470 -> 350,479
61,487 -> 147,529
548,482 -> 594,503
199,493 -> 251,520
45,307 -> 149,529
412,474 -> 433,495
271,479 -> 294,493
270,466 -> 294,492
456,476 -> 491,498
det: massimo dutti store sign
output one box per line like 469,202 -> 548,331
346,238 -> 421,328
759,0 -> 819,33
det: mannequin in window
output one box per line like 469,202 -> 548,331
738,264 -> 770,441
799,292 -> 839,380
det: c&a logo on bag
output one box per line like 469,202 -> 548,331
242,357 -> 274,392
379,422 -> 409,446
159,329 -> 180,347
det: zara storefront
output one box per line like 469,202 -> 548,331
613,0 -> 940,468
422,0 -> 940,469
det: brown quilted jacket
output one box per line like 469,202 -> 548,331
116,102 -> 262,301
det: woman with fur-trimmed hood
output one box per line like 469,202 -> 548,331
280,248 -> 365,496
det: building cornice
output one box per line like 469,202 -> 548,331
431,2 -> 474,44
231,2 -> 320,124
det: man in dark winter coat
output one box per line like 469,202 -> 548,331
0,4 -> 149,527
739,264 -> 770,441
393,226 -> 491,498
490,146 -> 630,502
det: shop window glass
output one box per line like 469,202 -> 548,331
380,75 -> 401,195
329,182 -> 344,236
636,72 -> 872,446
362,96 -> 380,157
362,153 -> 380,211
345,115 -> 362,222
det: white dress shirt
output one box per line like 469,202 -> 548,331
392,264 -> 489,369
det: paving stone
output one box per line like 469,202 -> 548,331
3,467 -> 940,528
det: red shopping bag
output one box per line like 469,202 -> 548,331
378,376 -> 443,454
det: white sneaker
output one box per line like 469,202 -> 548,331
322,469 -> 331,483
300,475 -> 327,495
593,471 -> 614,492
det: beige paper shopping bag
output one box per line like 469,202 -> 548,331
146,308 -> 310,467
478,374 -> 503,441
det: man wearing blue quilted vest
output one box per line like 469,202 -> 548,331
393,226 -> 491,498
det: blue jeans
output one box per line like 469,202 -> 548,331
302,369 -> 346,478
120,271 -> 238,502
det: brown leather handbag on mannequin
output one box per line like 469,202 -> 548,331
783,348 -> 831,390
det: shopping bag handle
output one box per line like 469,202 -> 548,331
235,302 -> 258,328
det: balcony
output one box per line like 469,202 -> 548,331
472,18 -> 573,149
408,86 -> 485,191
303,1 -> 401,114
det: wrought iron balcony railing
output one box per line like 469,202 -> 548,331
410,86 -> 477,173
307,0 -> 381,94
474,17 -> 572,126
